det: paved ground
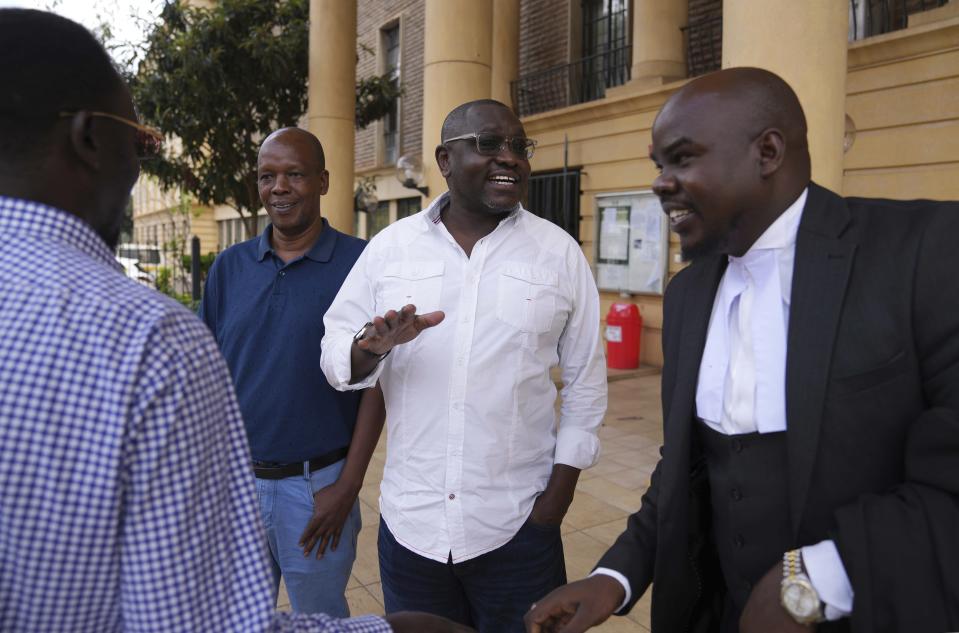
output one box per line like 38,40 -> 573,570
278,368 -> 664,631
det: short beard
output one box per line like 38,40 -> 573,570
680,231 -> 726,262
480,196 -> 520,215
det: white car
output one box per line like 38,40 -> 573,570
115,256 -> 155,286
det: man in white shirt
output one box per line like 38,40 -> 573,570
321,99 -> 608,633
526,68 -> 959,633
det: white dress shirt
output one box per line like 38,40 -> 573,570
321,193 -> 607,564
596,189 -> 853,619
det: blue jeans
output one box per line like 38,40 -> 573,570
256,459 -> 360,616
378,516 -> 567,633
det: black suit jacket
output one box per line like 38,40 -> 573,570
596,183 -> 959,632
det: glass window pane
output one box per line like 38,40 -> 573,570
381,24 -> 400,166
396,197 -> 420,220
369,201 -> 391,238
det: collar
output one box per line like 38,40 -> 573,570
735,187 -> 808,257
256,217 -> 337,263
0,196 -> 121,271
422,191 -> 524,231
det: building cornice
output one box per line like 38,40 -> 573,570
848,16 -> 959,70
519,78 -> 687,133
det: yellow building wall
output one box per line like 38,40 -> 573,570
190,205 -> 220,255
524,16 -> 959,369
523,87 -> 683,368
843,17 -> 959,199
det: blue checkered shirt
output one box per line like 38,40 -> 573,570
0,197 -> 390,632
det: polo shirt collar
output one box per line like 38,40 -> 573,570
256,218 -> 337,263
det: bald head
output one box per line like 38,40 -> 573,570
650,68 -> 813,260
659,67 -> 810,174
441,99 -> 514,142
260,127 -> 325,171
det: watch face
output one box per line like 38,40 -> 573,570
783,581 -> 819,618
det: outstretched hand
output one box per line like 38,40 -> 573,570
524,575 -> 624,633
356,304 -> 445,357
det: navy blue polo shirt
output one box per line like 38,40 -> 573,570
199,219 -> 366,462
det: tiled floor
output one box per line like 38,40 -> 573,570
278,369 -> 664,631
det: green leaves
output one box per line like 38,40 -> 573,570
133,0 -> 401,240
133,0 -> 303,235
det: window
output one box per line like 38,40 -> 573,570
396,197 -> 420,220
368,201 -> 391,238
526,169 -> 581,242
381,23 -> 401,165
580,0 -> 631,102
216,217 -> 261,251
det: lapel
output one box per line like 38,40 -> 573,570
663,255 -> 726,470
785,183 -> 857,537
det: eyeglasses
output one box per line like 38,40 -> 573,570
59,110 -> 163,160
443,132 -> 537,159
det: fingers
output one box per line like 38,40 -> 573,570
554,606 -> 594,633
415,310 -> 446,331
361,306 -> 443,354
298,519 -> 321,555
316,532 -> 332,559
331,527 -> 342,552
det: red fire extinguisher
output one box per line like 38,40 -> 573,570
605,303 -> 641,369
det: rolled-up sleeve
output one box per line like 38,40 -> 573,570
321,244 -> 387,391
554,247 -> 607,469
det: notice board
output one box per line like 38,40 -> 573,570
595,191 -> 668,295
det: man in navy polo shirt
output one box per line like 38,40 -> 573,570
200,127 -> 385,616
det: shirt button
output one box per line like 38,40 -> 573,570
731,438 -> 743,453
730,488 -> 742,501
734,535 -> 745,548
448,493 -> 455,500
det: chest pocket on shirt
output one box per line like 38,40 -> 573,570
377,261 -> 445,314
496,263 -> 558,333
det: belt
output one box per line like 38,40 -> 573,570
252,446 -> 349,480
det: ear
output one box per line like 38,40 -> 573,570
435,144 -> 451,177
318,169 -> 330,195
67,111 -> 101,171
755,128 -> 786,178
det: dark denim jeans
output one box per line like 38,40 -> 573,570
378,516 -> 567,633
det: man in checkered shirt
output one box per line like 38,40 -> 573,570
0,9 -> 469,633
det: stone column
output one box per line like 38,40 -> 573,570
491,0 -> 520,108
421,0 -> 493,202
308,0 -> 357,233
722,1 -> 849,191
631,0 -> 687,87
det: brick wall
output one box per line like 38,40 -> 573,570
519,0 -> 570,74
355,0 -> 425,171
686,0 -> 722,76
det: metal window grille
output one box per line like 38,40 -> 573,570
526,169 -> 582,243
682,14 -> 722,78
849,0 -> 948,39
511,0 -> 631,117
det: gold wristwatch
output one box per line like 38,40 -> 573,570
780,549 -> 824,625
